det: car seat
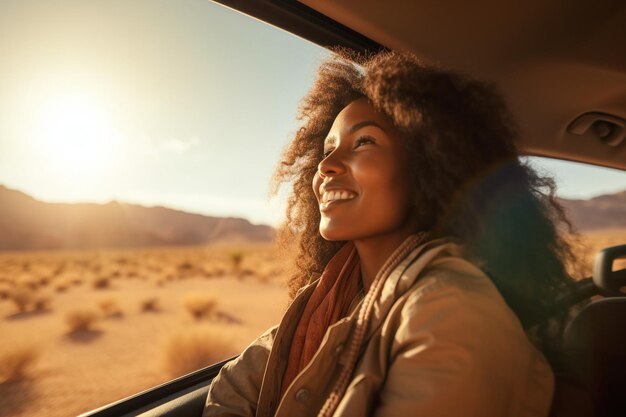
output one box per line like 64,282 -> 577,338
550,245 -> 626,417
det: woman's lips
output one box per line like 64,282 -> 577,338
319,190 -> 356,212
320,189 -> 357,203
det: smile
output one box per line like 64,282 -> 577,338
319,190 -> 357,212
321,190 -> 357,203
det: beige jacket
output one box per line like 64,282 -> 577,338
203,239 -> 554,417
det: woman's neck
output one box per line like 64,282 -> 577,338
353,231 -> 418,291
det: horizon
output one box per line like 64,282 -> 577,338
1,181 -> 624,228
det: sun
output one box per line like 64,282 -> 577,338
32,93 -> 120,178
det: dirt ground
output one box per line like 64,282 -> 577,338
0,244 -> 289,417
0,231 -> 624,417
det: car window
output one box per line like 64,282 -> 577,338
525,156 -> 626,275
0,1 -> 328,416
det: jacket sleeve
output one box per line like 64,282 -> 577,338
203,325 -> 278,417
373,272 -> 554,417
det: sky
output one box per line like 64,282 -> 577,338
0,0 -> 624,227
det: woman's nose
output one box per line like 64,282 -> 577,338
318,150 -> 346,177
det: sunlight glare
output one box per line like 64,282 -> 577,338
32,93 -> 121,178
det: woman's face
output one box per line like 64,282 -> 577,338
312,98 -> 416,242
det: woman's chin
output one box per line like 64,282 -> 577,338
319,228 -> 352,242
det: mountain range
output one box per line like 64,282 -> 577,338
0,185 -> 623,251
0,185 -> 274,251
559,190 -> 626,232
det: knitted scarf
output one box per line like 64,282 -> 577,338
280,241 -> 361,395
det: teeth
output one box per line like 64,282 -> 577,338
321,190 -> 356,203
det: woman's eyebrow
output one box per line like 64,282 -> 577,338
349,120 -> 385,134
324,121 -> 385,146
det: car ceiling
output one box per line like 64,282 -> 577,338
290,1 -> 625,171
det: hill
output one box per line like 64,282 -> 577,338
0,185 -> 274,251
560,190 -> 626,231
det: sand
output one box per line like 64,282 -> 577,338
0,245 -> 289,417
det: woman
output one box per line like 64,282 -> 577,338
203,51 -> 576,417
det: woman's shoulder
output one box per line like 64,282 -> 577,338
407,239 -> 510,310
396,240 -> 535,352
389,246 -> 553,384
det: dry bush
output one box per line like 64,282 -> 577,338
70,276 -> 83,286
0,345 -> 40,382
92,276 -> 110,289
240,268 -> 256,278
99,297 -> 123,318
65,308 -> 99,332
33,294 -> 52,312
163,326 -> 235,377
178,261 -> 194,272
229,252 -> 244,273
0,283 -> 11,300
8,286 -> 35,312
20,278 -> 38,291
54,282 -> 69,293
184,294 -> 217,320
140,297 -> 160,312
37,276 -> 51,287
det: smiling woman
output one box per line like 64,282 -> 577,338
30,92 -> 122,179
203,50 -> 577,417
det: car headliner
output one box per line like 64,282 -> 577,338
217,0 -> 626,171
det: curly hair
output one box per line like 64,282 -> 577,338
270,50 -> 577,337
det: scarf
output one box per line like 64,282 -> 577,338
279,241 -> 361,395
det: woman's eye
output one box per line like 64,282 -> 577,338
323,148 -> 334,157
355,136 -> 375,148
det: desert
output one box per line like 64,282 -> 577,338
0,243 -> 289,417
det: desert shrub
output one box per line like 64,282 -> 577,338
33,294 -> 52,312
184,294 -> 217,320
92,276 -> 110,289
99,297 -> 123,318
8,286 -> 35,312
140,297 -> 160,312
229,252 -> 244,273
178,261 -> 194,272
0,283 -> 11,300
70,276 -> 83,286
54,282 -> 69,293
240,268 -> 256,278
163,326 -> 235,377
0,345 -> 40,382
21,278 -> 38,291
65,308 -> 99,332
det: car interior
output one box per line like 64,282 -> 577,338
78,1 -> 626,416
